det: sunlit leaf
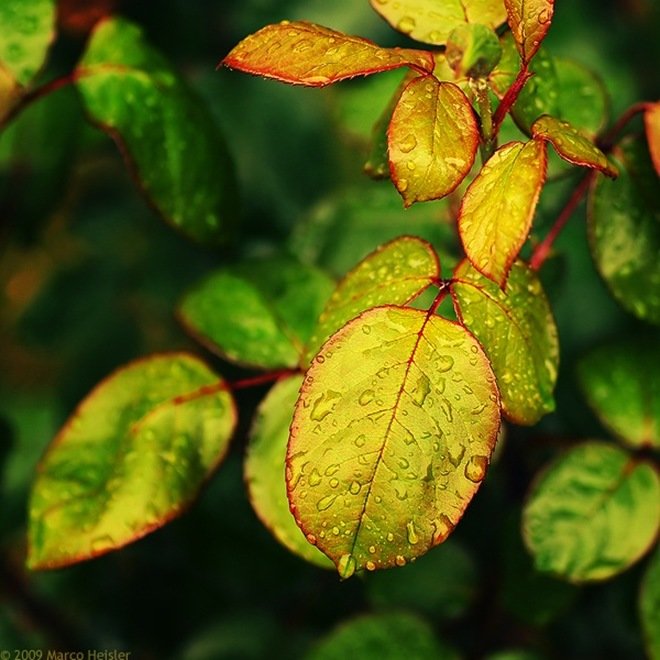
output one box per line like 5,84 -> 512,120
303,237 -> 440,364
76,17 -> 237,245
532,115 -> 616,176
522,442 -> 660,583
288,306 -> 500,577
222,21 -> 433,87
246,375 -> 333,569
458,139 -> 547,286
452,259 -> 558,425
645,101 -> 660,176
588,136 -> 660,325
389,75 -> 478,206
578,339 -> 660,450
179,257 -> 334,370
28,353 -> 237,570
369,0 -> 506,47
640,547 -> 660,660
504,0 -> 554,63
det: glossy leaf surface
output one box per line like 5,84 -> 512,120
246,375 -> 333,568
369,0 -> 506,47
303,237 -> 440,364
578,340 -> 660,450
640,547 -> 660,660
28,353 -> 236,569
288,306 -> 500,577
222,21 -> 433,86
77,18 -> 236,245
523,442 -> 660,582
504,0 -> 554,63
452,259 -> 558,424
646,101 -> 660,176
458,140 -> 547,286
389,75 -> 478,206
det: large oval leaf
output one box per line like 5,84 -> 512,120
246,375 -> 333,569
222,21 -> 434,86
504,0 -> 554,63
458,139 -> 547,286
388,75 -> 478,206
523,442 -> 660,583
287,306 -> 500,578
578,339 -> 660,450
452,259 -> 558,425
76,17 -> 236,245
28,353 -> 236,570
640,547 -> 660,660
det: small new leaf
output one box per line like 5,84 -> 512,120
504,0 -> 554,63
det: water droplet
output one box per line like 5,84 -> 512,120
310,390 -> 341,421
432,514 -> 453,543
306,533 -> 317,545
387,532 -> 395,542
412,373 -> 431,407
447,443 -> 465,467
406,520 -> 419,545
317,494 -> 337,511
465,455 -> 488,482
403,429 -> 415,445
359,389 -> 375,406
437,355 -> 455,372
350,481 -> 361,495
338,553 -> 356,579
308,468 -> 322,486
395,555 -> 406,567
362,324 -> 372,335
355,434 -> 367,448
330,478 -> 339,488
369,545 -> 376,554
399,134 -> 417,153
397,16 -> 416,34
325,464 -> 340,476
366,560 -> 376,571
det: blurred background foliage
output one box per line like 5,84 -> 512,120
0,0 -> 658,657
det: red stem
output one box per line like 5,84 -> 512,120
597,101 -> 650,152
230,369 -> 299,391
492,64 -> 532,134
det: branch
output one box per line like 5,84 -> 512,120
597,101 -> 650,153
492,64 -> 532,134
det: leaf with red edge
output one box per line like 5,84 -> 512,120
504,0 -> 554,63
458,140 -> 547,286
28,353 -> 236,570
645,101 -> 660,176
388,75 -> 478,206
221,21 -> 433,87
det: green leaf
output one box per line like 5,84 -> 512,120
303,237 -> 440,364
446,23 -> 502,79
504,0 -> 554,63
76,17 -> 236,245
389,75 -> 478,206
532,115 -> 617,176
588,136 -> 660,325
640,547 -> 660,660
452,259 -> 558,425
288,306 -> 500,577
28,353 -> 237,570
458,139 -> 547,286
578,339 -> 660,450
222,21 -> 434,86
522,442 -> 660,583
246,375 -> 333,569
179,257 -> 334,370
369,0 -> 507,47
645,101 -> 660,176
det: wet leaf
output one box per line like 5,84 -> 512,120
288,306 -> 500,577
532,115 -> 616,176
246,375 -> 333,569
588,136 -> 660,325
28,353 -> 236,569
640,547 -> 660,660
458,139 -> 547,286
504,0 -> 554,63
645,101 -> 660,176
522,442 -> 660,582
179,257 -> 334,370
303,237 -> 440,364
369,0 -> 507,47
222,21 -> 433,87
452,259 -> 558,425
76,17 -> 237,245
578,339 -> 660,450
388,75 -> 478,206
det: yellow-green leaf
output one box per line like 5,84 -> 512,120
287,306 -> 500,578
640,547 -> 660,660
452,259 -> 558,425
389,75 -> 478,206
645,101 -> 660,176
532,115 -> 617,177
246,375 -> 333,569
369,0 -> 507,47
28,353 -> 236,570
303,236 -> 440,365
458,140 -> 547,286
222,21 -> 433,87
504,0 -> 554,63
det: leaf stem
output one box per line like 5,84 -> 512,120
597,101 -> 650,153
492,63 -> 532,134
472,78 -> 496,162
230,369 -> 299,391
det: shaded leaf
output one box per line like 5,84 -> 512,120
388,75 -> 478,206
578,339 -> 660,450
645,101 -> 660,176
522,442 -> 660,582
222,21 -> 433,87
452,259 -> 558,425
504,0 -> 554,63
458,139 -> 547,286
588,136 -> 660,325
640,547 -> 660,660
446,23 -> 502,79
246,375 -> 333,569
303,237 -> 440,364
288,306 -> 500,577
76,17 -> 236,245
28,353 -> 236,569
